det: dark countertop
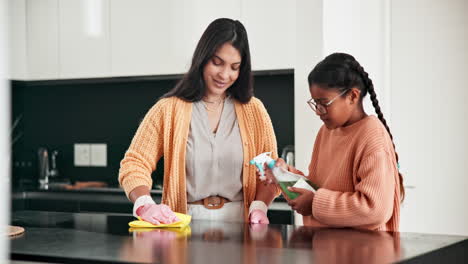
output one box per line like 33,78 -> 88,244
12,189 -> 294,224
10,210 -> 468,264
12,187 -> 287,202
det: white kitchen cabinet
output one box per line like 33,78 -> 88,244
9,0 -> 292,80
9,0 -> 59,80
110,0 -> 179,76
241,0 -> 295,71
174,0 -> 241,73
110,0 -> 241,76
27,0 -> 60,79
8,0 -> 28,80
58,0 -> 111,78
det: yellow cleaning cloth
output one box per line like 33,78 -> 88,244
129,225 -> 192,237
128,212 -> 191,228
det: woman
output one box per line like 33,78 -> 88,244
119,18 -> 279,224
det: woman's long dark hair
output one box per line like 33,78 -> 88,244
163,18 -> 253,103
308,53 -> 405,202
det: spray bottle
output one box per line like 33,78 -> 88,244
249,152 -> 275,181
250,152 -> 318,200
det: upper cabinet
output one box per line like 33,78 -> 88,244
8,0 -> 28,80
59,0 -> 111,78
241,0 -> 295,71
28,0 -> 60,79
9,0 -> 60,80
110,1 -> 179,76
9,0 -> 294,80
110,0 -> 241,76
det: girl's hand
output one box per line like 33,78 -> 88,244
287,187 -> 315,216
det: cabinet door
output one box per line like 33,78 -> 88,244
174,0 -> 241,73
8,0 -> 28,80
241,0 -> 295,70
59,0 -> 111,78
27,0 -> 60,80
110,0 -> 179,76
111,0 -> 241,76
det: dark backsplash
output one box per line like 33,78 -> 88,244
11,70 -> 294,190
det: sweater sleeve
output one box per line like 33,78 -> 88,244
257,100 -> 278,159
312,151 -> 395,228
118,100 -> 166,198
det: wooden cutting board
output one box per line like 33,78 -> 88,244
8,225 -> 25,236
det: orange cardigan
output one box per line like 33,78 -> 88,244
291,116 -> 400,231
118,96 -> 278,220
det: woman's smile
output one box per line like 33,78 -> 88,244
213,78 -> 228,88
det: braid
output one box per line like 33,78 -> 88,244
352,61 -> 405,202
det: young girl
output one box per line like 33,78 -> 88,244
275,53 -> 404,231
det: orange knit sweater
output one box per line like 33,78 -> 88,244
118,96 -> 278,220
291,116 -> 400,231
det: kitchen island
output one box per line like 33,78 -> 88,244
10,210 -> 467,264
12,189 -> 294,224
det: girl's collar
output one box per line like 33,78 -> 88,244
328,115 -> 376,136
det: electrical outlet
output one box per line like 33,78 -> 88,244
74,144 -> 90,166
90,143 -> 107,167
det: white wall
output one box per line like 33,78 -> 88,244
295,0 -> 468,235
322,0 -> 391,121
1,0 -> 11,260
391,0 -> 468,235
294,0 -> 323,225
295,0 -> 391,173
295,0 -> 322,177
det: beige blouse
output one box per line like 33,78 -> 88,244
185,97 -> 244,202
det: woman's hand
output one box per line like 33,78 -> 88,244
262,158 -> 288,185
249,209 -> 270,224
287,187 -> 315,216
248,201 -> 270,224
273,158 -> 288,170
137,204 -> 180,225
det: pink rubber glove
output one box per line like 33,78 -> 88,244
249,209 -> 270,224
137,204 -> 180,225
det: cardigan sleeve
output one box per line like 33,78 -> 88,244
311,150 -> 396,229
256,99 -> 278,159
253,99 -> 282,197
118,100 -> 167,198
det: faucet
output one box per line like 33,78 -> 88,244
281,145 -> 295,167
49,150 -> 60,178
37,148 -> 60,190
37,148 -> 49,190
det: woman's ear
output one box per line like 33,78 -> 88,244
348,87 -> 361,104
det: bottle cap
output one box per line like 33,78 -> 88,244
267,160 -> 276,169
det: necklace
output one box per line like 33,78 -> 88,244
203,100 -> 224,112
203,98 -> 223,104
202,95 -> 226,112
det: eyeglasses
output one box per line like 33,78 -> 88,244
307,89 -> 349,114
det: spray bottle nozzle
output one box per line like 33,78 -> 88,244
249,152 -> 275,181
267,160 -> 276,169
